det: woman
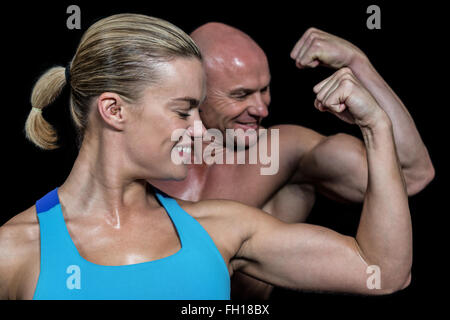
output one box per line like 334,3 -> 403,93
0,14 -> 411,299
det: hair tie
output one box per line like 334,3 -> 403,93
65,63 -> 71,85
32,107 -> 42,113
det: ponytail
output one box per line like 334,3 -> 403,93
25,66 -> 67,150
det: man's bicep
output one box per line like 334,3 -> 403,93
233,217 -> 376,295
271,124 -> 326,181
262,183 -> 315,223
297,133 -> 368,203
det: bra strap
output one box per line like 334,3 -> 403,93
36,188 -> 60,214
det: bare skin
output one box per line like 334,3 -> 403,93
149,24 -> 434,299
1,57 -> 412,300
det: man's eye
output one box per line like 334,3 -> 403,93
232,94 -> 248,100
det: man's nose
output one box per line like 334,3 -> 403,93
247,93 -> 269,119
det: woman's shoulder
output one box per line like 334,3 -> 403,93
1,206 -> 39,244
0,206 -> 40,297
1,205 -> 40,256
176,197 -> 269,242
175,198 -> 258,267
176,197 -> 255,220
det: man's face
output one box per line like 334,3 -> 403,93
199,53 -> 271,148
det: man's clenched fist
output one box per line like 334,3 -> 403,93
290,27 -> 366,69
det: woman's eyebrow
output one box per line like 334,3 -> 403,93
171,96 -> 202,107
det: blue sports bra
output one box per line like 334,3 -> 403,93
32,187 -> 230,300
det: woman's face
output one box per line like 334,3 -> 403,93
124,57 -> 206,181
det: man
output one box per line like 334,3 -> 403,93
150,23 -> 434,299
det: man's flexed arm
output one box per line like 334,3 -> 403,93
232,70 -> 412,295
290,28 -> 434,197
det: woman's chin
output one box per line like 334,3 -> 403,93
146,165 -> 188,182
169,166 -> 188,181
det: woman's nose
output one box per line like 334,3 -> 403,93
187,110 -> 206,139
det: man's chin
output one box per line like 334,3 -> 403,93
233,122 -> 260,132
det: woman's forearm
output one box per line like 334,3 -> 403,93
355,115 -> 412,290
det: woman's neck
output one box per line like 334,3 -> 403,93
58,133 -> 159,227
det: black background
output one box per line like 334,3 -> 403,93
1,0 -> 447,316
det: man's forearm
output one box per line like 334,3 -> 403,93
350,54 -> 434,192
356,116 -> 412,290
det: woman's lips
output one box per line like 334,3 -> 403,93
172,144 -> 193,163
176,145 -> 192,157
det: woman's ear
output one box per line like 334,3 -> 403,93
96,92 -> 126,131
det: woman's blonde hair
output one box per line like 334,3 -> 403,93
25,13 -> 201,150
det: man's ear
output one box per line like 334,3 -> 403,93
96,92 -> 126,131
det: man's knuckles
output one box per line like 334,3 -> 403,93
336,67 -> 354,77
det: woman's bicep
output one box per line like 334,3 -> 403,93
232,214 -> 383,295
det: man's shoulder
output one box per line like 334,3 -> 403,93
268,124 -> 325,144
266,124 -> 326,165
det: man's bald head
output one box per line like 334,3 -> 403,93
189,23 -> 271,148
190,22 -> 268,83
